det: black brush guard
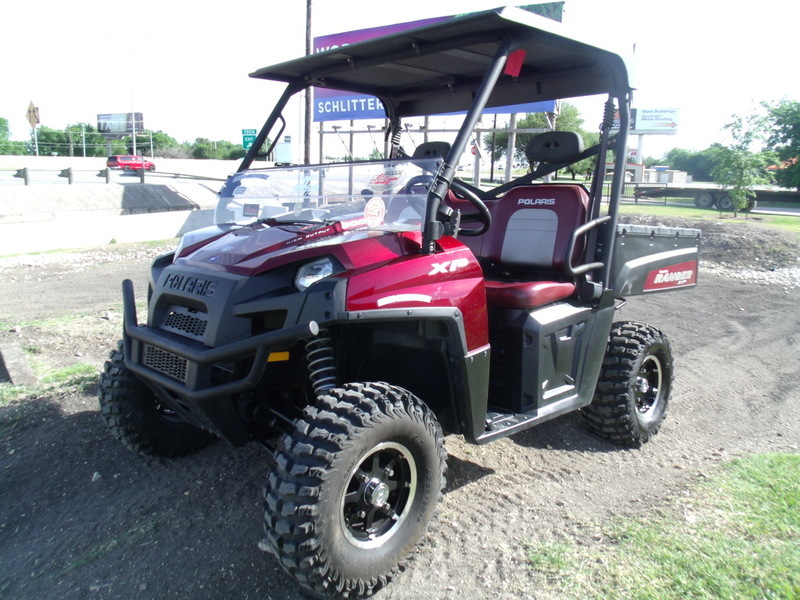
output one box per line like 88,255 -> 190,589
120,279 -> 319,403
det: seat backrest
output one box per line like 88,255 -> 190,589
525,131 -> 584,165
411,141 -> 451,159
480,184 -> 590,272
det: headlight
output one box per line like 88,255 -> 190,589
295,257 -> 336,291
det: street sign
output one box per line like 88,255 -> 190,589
26,101 -> 39,129
242,128 -> 257,150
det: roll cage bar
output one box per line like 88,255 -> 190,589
239,6 -> 632,282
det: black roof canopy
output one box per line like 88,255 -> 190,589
249,6 -> 633,118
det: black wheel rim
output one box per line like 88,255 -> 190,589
635,354 -> 664,416
340,441 -> 417,549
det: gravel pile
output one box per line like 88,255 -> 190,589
701,263 -> 800,290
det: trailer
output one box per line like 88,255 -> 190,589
633,183 -> 800,210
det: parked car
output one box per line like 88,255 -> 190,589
106,155 -> 156,171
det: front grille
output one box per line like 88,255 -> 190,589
161,306 -> 207,341
143,345 -> 188,382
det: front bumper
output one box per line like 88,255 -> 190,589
121,279 -> 319,403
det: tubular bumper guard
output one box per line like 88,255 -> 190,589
121,279 -> 319,402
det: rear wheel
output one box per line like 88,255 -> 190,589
263,382 -> 446,599
98,341 -> 217,457
583,322 -> 673,446
694,191 -> 714,208
717,194 -> 734,210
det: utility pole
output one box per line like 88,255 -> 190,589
304,0 -> 313,165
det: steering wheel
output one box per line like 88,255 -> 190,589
397,174 -> 433,216
393,175 -> 491,236
450,179 -> 491,236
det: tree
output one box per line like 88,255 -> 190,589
31,126 -> 67,156
711,113 -> 774,216
764,99 -> 800,190
19,123 -> 108,156
563,131 -> 599,180
121,130 -> 187,157
189,138 -> 247,160
664,146 -> 724,181
0,117 -> 26,154
64,124 -> 107,157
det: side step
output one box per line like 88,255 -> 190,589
476,393 -> 587,444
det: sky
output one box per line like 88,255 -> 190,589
3,0 -> 800,159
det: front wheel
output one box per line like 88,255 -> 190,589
98,341 -> 217,457
263,382 -> 446,599
583,322 -> 673,446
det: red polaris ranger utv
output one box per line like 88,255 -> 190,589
99,7 -> 700,598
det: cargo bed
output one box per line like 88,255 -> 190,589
610,223 -> 700,295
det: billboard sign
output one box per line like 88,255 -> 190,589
312,3 -> 564,122
97,112 -> 144,135
631,108 -> 679,135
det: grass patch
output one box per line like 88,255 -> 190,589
0,382 -> 32,406
526,453 -> 800,600
0,363 -> 98,409
40,362 -> 98,385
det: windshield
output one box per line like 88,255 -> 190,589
215,157 -> 444,233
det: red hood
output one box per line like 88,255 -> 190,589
176,221 -> 422,275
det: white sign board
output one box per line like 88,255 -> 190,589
631,108 -> 679,135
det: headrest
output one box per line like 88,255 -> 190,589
412,141 -> 451,159
525,131 -> 584,164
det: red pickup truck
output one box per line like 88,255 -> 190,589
106,155 -> 156,171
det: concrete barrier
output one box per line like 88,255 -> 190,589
0,158 -> 255,255
0,208 -> 216,256
0,175 -> 220,256
0,184 -> 206,224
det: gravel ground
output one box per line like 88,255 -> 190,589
1,214 -> 798,600
701,262 -> 800,289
